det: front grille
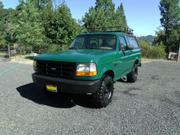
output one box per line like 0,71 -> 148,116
36,61 -> 76,79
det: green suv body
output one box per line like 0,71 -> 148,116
32,32 -> 141,107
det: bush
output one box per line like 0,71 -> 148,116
46,45 -> 61,53
15,43 -> 68,55
139,40 -> 166,59
46,44 -> 69,53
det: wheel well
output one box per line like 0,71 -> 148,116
104,70 -> 115,79
135,60 -> 139,65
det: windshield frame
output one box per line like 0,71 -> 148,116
70,34 -> 117,51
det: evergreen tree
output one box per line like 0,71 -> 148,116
115,3 -> 128,31
4,8 -> 17,45
0,2 -> 15,46
15,0 -> 45,52
83,0 -> 128,32
0,1 -> 5,45
44,3 -> 80,49
0,1 -> 3,9
168,24 -> 180,51
159,0 -> 180,52
39,0 -> 54,44
29,0 -> 53,10
95,0 -> 115,20
83,7 -> 108,31
83,0 -> 116,32
0,0 -> 81,53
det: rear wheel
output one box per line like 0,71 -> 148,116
127,64 -> 138,83
93,75 -> 114,108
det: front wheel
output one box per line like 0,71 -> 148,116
93,75 -> 114,108
127,65 -> 138,83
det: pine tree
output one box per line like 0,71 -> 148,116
15,0 -> 45,52
0,1 -> 5,45
83,0 -> 116,32
0,1 -> 3,9
159,0 -> 180,52
115,3 -> 128,31
0,2 -> 15,46
83,7 -> 107,31
29,0 -> 53,10
4,8 -> 17,45
44,3 -> 80,49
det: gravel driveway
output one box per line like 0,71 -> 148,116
0,61 -> 180,135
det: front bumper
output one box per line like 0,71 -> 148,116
32,73 -> 100,94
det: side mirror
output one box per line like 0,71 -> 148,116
126,45 -> 133,50
120,46 -> 125,51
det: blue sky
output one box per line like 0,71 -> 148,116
2,0 -> 161,36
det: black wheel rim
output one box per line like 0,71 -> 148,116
103,81 -> 113,100
134,67 -> 138,78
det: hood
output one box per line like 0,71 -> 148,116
34,49 -> 114,63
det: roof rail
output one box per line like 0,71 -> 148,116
86,26 -> 134,34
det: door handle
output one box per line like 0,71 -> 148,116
114,63 -> 118,67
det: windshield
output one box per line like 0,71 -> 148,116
70,34 -> 117,50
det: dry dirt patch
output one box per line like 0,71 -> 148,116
10,55 -> 33,65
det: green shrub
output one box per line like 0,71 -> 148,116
139,40 -> 166,59
46,44 -> 68,53
17,44 -> 69,54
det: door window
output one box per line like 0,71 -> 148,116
119,36 -> 127,51
127,36 -> 139,49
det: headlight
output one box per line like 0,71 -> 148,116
33,61 -> 37,72
76,63 -> 97,76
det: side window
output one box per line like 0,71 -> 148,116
127,36 -> 139,49
119,36 -> 127,51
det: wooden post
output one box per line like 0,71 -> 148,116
178,45 -> 180,62
7,44 -> 11,58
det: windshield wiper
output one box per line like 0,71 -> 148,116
69,47 -> 76,49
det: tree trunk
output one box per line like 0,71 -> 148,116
178,45 -> 180,62
7,44 -> 11,58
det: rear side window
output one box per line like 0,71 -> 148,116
127,36 -> 139,49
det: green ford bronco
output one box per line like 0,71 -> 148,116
32,31 -> 141,107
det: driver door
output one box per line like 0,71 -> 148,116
118,36 -> 131,75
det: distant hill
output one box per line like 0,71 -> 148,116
139,35 -> 155,43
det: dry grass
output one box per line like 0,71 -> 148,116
10,55 -> 33,65
142,58 -> 179,64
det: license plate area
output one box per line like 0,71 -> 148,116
46,84 -> 58,93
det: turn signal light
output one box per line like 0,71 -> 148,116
76,71 -> 97,77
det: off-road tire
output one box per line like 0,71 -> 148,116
127,64 -> 138,83
93,75 -> 114,108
